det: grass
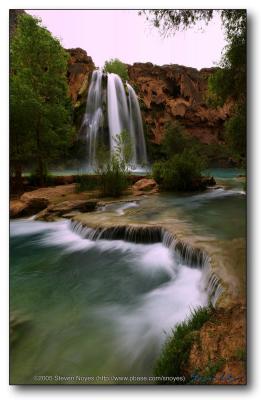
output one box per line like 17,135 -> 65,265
154,306 -> 214,384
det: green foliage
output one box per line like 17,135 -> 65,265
161,121 -> 202,159
75,175 -> 98,193
208,11 -> 246,163
141,10 -> 213,37
154,307 -> 213,383
27,170 -> 54,187
95,131 -> 131,197
97,155 -> 129,197
233,347 -> 246,362
10,14 -> 74,185
162,121 -> 187,157
224,106 -> 246,165
103,58 -> 129,81
153,149 -> 205,191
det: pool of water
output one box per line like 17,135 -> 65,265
10,169 -> 246,384
10,219 -> 207,384
103,184 -> 246,241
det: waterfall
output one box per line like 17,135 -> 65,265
70,220 -> 224,307
81,70 -> 148,168
81,70 -> 104,166
127,83 -> 148,165
107,73 -> 129,155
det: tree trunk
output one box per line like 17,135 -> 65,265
37,157 -> 45,187
36,117 -> 45,187
11,161 -> 23,194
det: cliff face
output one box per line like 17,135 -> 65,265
128,63 -> 232,145
67,58 -> 231,146
66,48 -> 95,105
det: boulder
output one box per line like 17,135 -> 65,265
51,200 -> 97,214
10,200 -> 27,218
35,200 -> 97,221
10,197 -> 49,218
132,178 -> 158,195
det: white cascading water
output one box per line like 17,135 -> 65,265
82,70 -> 148,168
127,82 -> 148,165
81,70 -> 103,166
107,73 -> 130,155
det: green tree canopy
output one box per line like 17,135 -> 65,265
103,58 -> 129,81
10,13 -> 74,185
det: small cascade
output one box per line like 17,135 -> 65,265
70,220 -> 225,307
203,270 -> 224,307
81,70 -> 148,168
70,221 -> 162,244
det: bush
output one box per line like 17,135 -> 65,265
154,306 -> 213,383
103,58 -> 129,81
152,149 -> 205,191
95,131 -> 131,197
28,166 -> 54,187
224,107 -> 246,165
162,121 -> 189,158
161,121 -> 202,159
98,155 -> 129,197
75,175 -> 98,193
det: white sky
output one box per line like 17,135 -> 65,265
27,10 -> 226,70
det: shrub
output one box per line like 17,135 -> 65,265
154,306 -> 213,383
161,121 -> 202,159
162,121 -> 189,158
224,107 -> 246,165
152,149 -> 205,191
95,131 -> 131,197
98,155 -> 129,197
103,58 -> 129,81
28,167 -> 54,187
75,175 -> 98,193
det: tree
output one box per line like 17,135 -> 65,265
103,58 -> 129,81
152,149 -> 205,192
10,14 -> 74,186
141,10 -> 214,37
141,10 -> 246,164
161,121 -> 202,159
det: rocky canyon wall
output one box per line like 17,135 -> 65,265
68,54 -> 232,146
128,63 -> 232,145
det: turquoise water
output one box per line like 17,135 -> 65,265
22,167 -> 245,179
10,220 -> 207,384
109,186 -> 246,241
204,168 -> 245,179
10,169 -> 246,384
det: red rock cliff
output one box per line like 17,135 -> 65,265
127,62 -> 232,145
66,48 -> 95,105
67,59 -> 231,145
